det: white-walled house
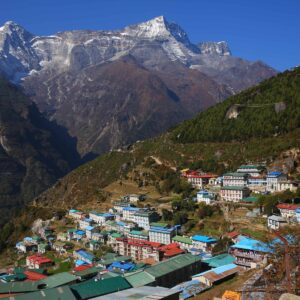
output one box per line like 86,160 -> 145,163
133,210 -> 160,230
89,211 -> 115,225
267,215 -> 287,230
276,203 -> 299,221
223,173 -> 248,187
220,186 -> 250,202
196,190 -> 215,205
266,172 -> 287,192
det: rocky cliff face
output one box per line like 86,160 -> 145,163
0,77 -> 81,225
0,16 -> 277,156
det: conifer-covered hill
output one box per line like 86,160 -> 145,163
172,67 -> 300,143
33,68 -> 300,210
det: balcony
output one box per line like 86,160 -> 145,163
233,250 -> 263,261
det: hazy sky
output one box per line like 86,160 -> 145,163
1,0 -> 299,71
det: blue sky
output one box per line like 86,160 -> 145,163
1,0 -> 299,71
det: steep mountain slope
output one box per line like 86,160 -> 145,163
0,78 -> 81,225
0,17 -> 276,156
23,56 -> 230,154
33,67 -> 300,210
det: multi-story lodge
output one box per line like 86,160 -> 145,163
229,236 -> 270,269
196,189 -> 215,205
266,172 -> 287,192
186,171 -> 218,188
220,186 -> 250,202
222,173 -> 248,187
191,235 -> 217,253
114,237 -> 162,261
89,212 -> 115,225
122,207 -> 142,222
172,235 -> 193,251
149,223 -> 179,245
236,165 -> 265,177
68,209 -> 85,220
133,210 -> 160,230
276,203 -> 299,221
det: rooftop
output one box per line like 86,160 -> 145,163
231,236 -> 271,253
145,254 -> 201,278
277,203 -> 299,210
221,186 -> 249,191
193,263 -> 241,283
192,235 -> 217,243
203,254 -> 235,268
70,276 -> 131,299
172,235 -> 193,245
223,172 -> 248,177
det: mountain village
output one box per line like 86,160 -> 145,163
0,164 -> 299,300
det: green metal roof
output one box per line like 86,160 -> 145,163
238,165 -> 264,170
172,235 -> 192,245
221,186 -> 249,191
203,254 -> 235,268
0,281 -> 39,293
223,172 -> 248,177
145,254 -> 201,278
0,286 -> 76,300
241,196 -> 258,203
129,230 -> 148,237
71,276 -> 131,299
110,232 -> 123,238
40,272 -> 77,289
125,271 -> 155,287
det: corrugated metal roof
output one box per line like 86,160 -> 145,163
203,254 -> 235,268
172,235 -> 192,245
70,276 -> 131,299
145,254 -> 201,278
124,271 -> 155,287
0,286 -> 76,300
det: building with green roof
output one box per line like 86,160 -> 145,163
70,276 -> 131,299
241,196 -> 258,203
202,254 -> 235,268
124,271 -> 155,287
128,230 -> 149,240
172,235 -> 193,250
144,253 -> 202,288
1,286 -> 76,300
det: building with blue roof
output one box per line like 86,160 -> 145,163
122,207 -> 142,222
85,226 -> 95,239
266,171 -> 287,192
107,261 -> 135,273
74,249 -> 96,265
192,263 -> 242,287
73,230 -> 86,241
229,236 -> 271,268
191,235 -> 218,254
89,211 -> 115,225
149,224 -> 180,245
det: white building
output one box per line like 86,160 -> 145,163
267,215 -> 287,230
133,210 -> 160,230
277,181 -> 299,192
68,209 -> 84,220
220,186 -> 250,202
79,218 -> 93,230
113,201 -> 135,214
172,235 -> 193,251
122,207 -> 142,222
191,235 -> 217,253
276,203 -> 299,221
196,190 -> 216,205
223,173 -> 248,187
149,223 -> 179,245
237,165 -> 264,177
266,172 -> 287,192
89,211 -> 115,225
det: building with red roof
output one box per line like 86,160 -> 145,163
26,255 -> 53,269
158,243 -> 185,259
185,171 -> 218,188
23,270 -> 48,281
114,238 -> 163,262
277,203 -> 299,220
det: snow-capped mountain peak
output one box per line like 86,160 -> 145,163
198,41 -> 231,56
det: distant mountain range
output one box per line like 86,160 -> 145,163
0,16 -> 276,155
